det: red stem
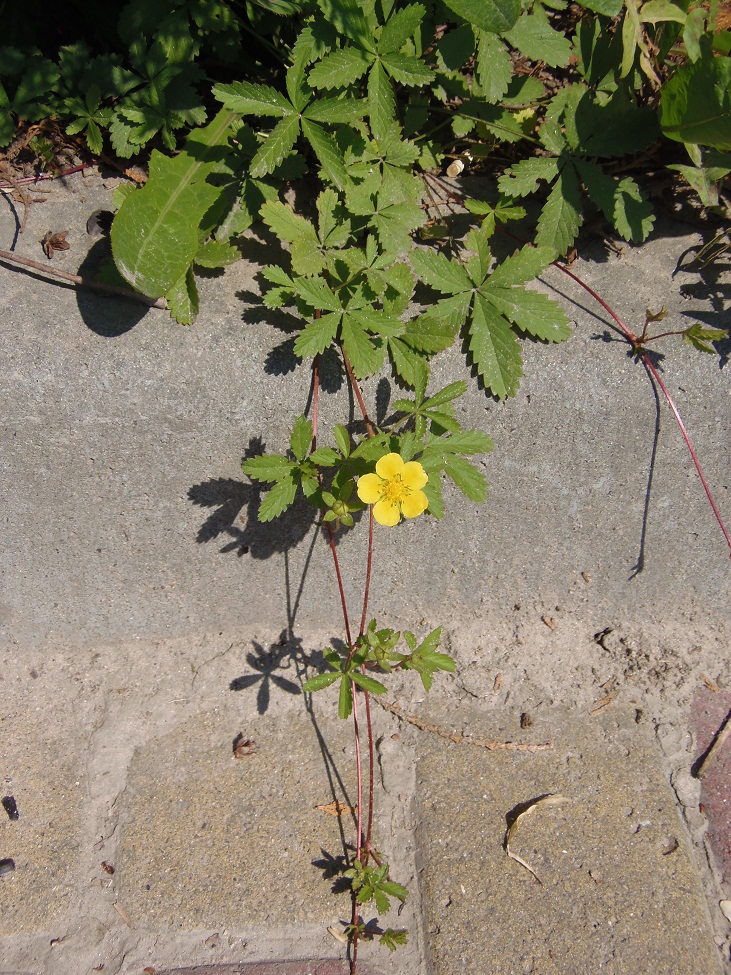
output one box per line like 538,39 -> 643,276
341,345 -> 377,437
425,172 -> 730,556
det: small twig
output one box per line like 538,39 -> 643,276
0,164 -> 32,232
695,707 -> 731,780
377,699 -> 553,751
0,249 -> 167,310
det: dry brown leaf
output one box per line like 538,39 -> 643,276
504,794 -> 571,884
317,799 -> 356,817
327,924 -> 349,944
581,571 -> 590,582
101,861 -> 115,875
113,902 -> 131,927
520,712 -> 533,729
40,230 -> 70,259
541,615 -> 557,630
701,674 -> 720,692
233,736 -> 257,759
493,673 -> 503,693
589,692 -> 617,715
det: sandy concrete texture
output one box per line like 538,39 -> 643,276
415,705 -> 724,975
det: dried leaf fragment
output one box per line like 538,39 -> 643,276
493,673 -> 503,693
233,735 -> 257,758
327,924 -> 349,944
504,794 -> 571,885
40,229 -> 70,259
317,799 -> 356,817
701,674 -> 720,692
541,615 -> 557,630
101,861 -> 115,875
113,902 -> 131,927
590,692 -> 617,715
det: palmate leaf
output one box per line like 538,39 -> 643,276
442,455 -> 488,502
487,245 -> 555,287
381,52 -> 434,86
243,454 -> 295,481
498,156 -> 559,197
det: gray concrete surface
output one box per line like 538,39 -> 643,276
0,171 -> 729,974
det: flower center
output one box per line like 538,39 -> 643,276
381,476 -> 410,505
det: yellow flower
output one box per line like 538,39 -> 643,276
357,453 -> 429,527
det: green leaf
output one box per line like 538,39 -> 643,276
301,118 -> 349,190
310,446 -> 340,465
341,315 -> 384,377
308,47 -> 372,90
421,472 -> 444,518
318,0 -> 374,48
486,287 -> 572,342
368,59 -> 396,143
194,239 -> 240,268
212,80 -> 292,116
660,54 -> 731,150
260,199 -> 316,244
294,276 -> 342,311
250,113 -> 301,177
381,53 -> 434,86
503,7 -> 572,67
351,671 -> 388,694
442,0 -> 521,33
304,96 -> 365,124
338,674 -> 354,719
682,323 -> 729,353
497,156 -> 559,197
410,249 -> 472,293
303,671 -> 340,692
423,428 -> 494,454
111,109 -> 237,298
442,455 -> 488,502
640,0 -> 686,23
166,266 -> 199,324
403,314 -> 457,353
611,177 -> 656,242
334,425 -> 351,456
468,294 -> 523,398
380,4 -> 427,54
576,0 -> 623,13
290,415 -> 314,462
475,31 -> 512,102
488,245 -> 555,287
423,381 -> 468,407
259,473 -> 298,521
293,312 -> 342,357
573,91 -> 660,157
243,454 -> 296,481
534,164 -> 583,256
438,25 -> 476,70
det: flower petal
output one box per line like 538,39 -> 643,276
401,460 -> 428,490
357,473 -> 384,504
375,452 -> 404,479
373,498 -> 401,526
400,489 -> 429,519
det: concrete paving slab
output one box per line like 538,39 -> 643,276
415,705 -> 724,975
689,688 -> 731,886
114,709 -> 356,929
